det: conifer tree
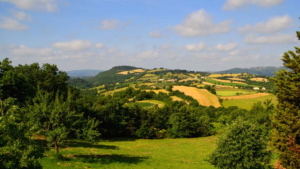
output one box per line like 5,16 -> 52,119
271,30 -> 300,168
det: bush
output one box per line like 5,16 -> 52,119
208,119 -> 271,169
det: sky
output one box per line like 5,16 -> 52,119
0,0 -> 299,71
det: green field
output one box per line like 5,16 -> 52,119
222,94 -> 277,110
216,89 -> 257,97
41,137 -> 217,169
205,78 -> 256,87
136,100 -> 165,108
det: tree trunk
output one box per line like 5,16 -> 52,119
55,141 -> 59,154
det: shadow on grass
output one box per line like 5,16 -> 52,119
73,154 -> 149,164
64,140 -> 119,150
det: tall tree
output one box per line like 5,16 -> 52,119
271,30 -> 300,168
28,89 -> 99,154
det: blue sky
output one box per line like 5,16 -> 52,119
0,0 -> 299,71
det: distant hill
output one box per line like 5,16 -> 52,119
88,65 -> 144,86
66,69 -> 103,77
214,66 -> 285,76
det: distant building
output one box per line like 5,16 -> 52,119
253,87 -> 259,90
262,87 -> 266,90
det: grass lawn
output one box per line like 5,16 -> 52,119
41,137 -> 217,169
222,94 -> 277,110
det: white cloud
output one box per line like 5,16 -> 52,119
149,31 -> 163,38
0,0 -> 58,12
95,43 -> 105,48
10,45 -> 54,56
99,19 -> 129,30
52,39 -> 93,51
0,17 -> 28,30
160,43 -> 171,50
173,9 -> 232,37
215,43 -> 237,51
185,42 -> 206,52
223,0 -> 284,10
229,50 -> 241,56
239,15 -> 293,34
11,10 -> 32,21
244,33 -> 298,44
137,50 -> 158,59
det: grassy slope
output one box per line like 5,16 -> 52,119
222,94 -> 277,110
41,137 -> 217,169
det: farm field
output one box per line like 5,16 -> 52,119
173,86 -> 221,107
205,78 -> 255,87
216,89 -> 257,97
40,137 -> 217,169
212,78 -> 247,84
221,93 -> 270,100
117,69 -> 145,75
222,94 -> 277,110
136,100 -> 165,108
145,89 -> 169,94
250,77 -> 269,82
208,73 -> 241,77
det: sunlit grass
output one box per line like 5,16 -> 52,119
41,137 -> 217,169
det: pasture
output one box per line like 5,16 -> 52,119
173,86 -> 221,107
222,94 -> 277,110
216,88 -> 257,97
41,137 -> 217,169
136,100 -> 165,108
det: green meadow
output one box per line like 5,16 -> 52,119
216,89 -> 257,97
222,94 -> 277,110
41,137 -> 217,169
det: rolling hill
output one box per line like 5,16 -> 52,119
213,66 -> 284,76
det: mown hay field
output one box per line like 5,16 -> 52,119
250,77 -> 269,82
173,86 -> 221,107
117,69 -> 145,75
145,89 -> 169,94
212,78 -> 247,84
221,93 -> 270,100
148,69 -> 166,73
40,137 -> 218,169
208,73 -> 241,77
222,94 -> 277,110
227,77 -> 245,81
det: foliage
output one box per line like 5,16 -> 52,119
28,89 -> 100,154
0,98 -> 43,169
208,119 -> 272,169
271,31 -> 300,168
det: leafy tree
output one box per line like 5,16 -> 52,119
208,119 -> 271,169
0,98 -> 43,169
271,30 -> 300,168
28,89 -> 99,154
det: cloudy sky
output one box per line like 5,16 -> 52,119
0,0 -> 299,71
